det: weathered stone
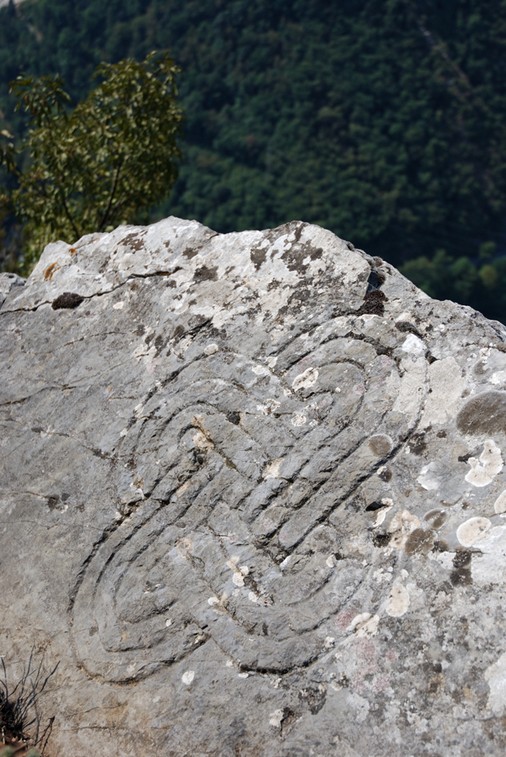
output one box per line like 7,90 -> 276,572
0,271 -> 24,307
1,217 -> 506,755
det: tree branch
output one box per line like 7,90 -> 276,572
98,155 -> 124,231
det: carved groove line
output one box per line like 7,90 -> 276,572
69,324 -> 428,681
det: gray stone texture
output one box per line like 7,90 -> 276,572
1,217 -> 506,756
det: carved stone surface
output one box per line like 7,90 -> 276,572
1,217 -> 506,755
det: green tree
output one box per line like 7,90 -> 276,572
400,249 -> 454,300
1,50 -> 182,272
479,262 -> 499,289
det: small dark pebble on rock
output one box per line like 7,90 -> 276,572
52,292 -> 85,310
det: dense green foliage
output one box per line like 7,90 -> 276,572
1,51 -> 182,271
1,0 -> 506,319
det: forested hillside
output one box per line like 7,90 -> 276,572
1,0 -> 506,320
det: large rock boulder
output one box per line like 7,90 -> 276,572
1,217 -> 506,756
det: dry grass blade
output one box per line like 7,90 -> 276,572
0,652 -> 58,755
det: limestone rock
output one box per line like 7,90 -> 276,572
0,271 -> 24,307
1,217 -> 506,756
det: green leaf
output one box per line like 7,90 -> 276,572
3,50 -> 183,271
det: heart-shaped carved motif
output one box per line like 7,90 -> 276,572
69,320 -> 427,681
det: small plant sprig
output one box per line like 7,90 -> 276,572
0,651 -> 58,756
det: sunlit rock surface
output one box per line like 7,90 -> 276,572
1,217 -> 506,756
